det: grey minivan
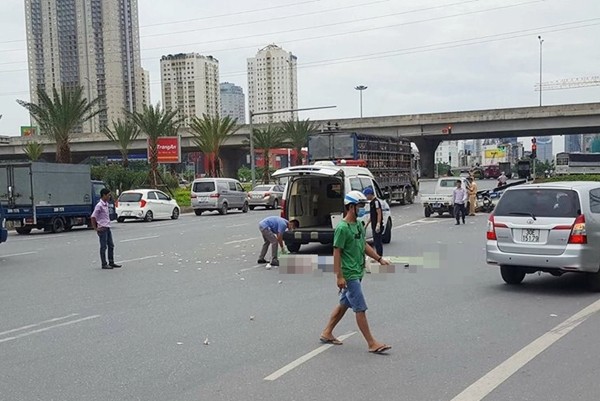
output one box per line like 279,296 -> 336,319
190,178 -> 249,215
486,182 -> 600,290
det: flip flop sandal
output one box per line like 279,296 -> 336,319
320,337 -> 343,345
369,345 -> 392,354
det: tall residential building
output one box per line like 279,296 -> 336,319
25,0 -> 144,133
565,134 -> 582,153
160,53 -> 220,126
247,44 -> 298,124
435,140 -> 460,168
141,69 -> 151,108
220,82 -> 246,124
536,136 -> 553,162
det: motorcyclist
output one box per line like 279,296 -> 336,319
497,172 -> 508,188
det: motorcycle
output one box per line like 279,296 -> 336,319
476,179 -> 527,213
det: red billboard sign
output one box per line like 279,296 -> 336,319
152,136 -> 181,163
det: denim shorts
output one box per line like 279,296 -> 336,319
340,279 -> 368,313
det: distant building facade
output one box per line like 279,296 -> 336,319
220,82 -> 246,124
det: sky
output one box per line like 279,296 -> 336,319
1,0 -> 599,154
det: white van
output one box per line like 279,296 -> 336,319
272,162 -> 392,253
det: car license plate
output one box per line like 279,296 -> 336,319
433,203 -> 442,208
198,197 -> 208,203
253,194 -> 262,199
121,211 -> 131,216
522,229 -> 540,242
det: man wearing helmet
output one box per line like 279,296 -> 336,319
319,190 -> 392,354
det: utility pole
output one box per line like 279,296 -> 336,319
354,85 -> 367,118
538,35 -> 544,107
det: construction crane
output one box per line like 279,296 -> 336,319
535,76 -> 600,91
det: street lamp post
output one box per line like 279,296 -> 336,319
538,35 -> 544,107
248,105 -> 337,188
354,85 -> 367,118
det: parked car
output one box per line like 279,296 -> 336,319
483,165 -> 502,179
272,162 -> 392,253
486,182 -> 600,290
190,177 -> 249,215
247,184 -> 284,210
116,189 -> 180,222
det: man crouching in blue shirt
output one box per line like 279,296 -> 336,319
257,216 -> 298,267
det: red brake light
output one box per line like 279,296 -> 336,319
486,214 -> 507,240
568,214 -> 587,244
209,193 -> 220,198
191,194 -> 197,199
280,199 -> 287,219
264,192 -> 271,197
114,200 -> 119,208
140,199 -> 147,208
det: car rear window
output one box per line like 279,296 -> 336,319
253,186 -> 271,191
495,189 -> 580,218
439,179 -> 457,188
119,193 -> 142,202
193,181 -> 215,192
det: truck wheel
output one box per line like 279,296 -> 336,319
286,243 -> 301,253
171,208 -> 180,220
144,211 -> 154,222
424,207 -> 431,218
407,188 -> 414,204
273,199 -> 279,209
382,218 -> 392,244
500,266 -> 526,285
15,227 -> 32,235
51,217 -> 65,233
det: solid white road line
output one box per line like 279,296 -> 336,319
120,235 -> 160,243
450,298 -> 600,401
264,331 -> 357,381
116,255 -> 159,264
0,315 -> 100,344
0,313 -> 79,337
0,251 -> 38,258
226,223 -> 249,228
224,237 -> 259,245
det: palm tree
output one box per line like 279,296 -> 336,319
128,103 -> 181,188
190,114 -> 240,177
281,118 -> 317,166
17,86 -> 104,163
251,125 -> 289,183
23,141 -> 44,161
103,119 -> 141,168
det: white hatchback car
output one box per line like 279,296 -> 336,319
116,189 -> 180,222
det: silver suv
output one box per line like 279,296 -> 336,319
190,178 -> 249,215
486,182 -> 600,290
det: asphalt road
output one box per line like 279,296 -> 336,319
2,179 -> 599,401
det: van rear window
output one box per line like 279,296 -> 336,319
193,182 -> 215,192
495,189 -> 580,218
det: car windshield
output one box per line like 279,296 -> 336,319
440,179 -> 457,188
119,193 -> 142,202
253,185 -> 271,191
193,182 -> 215,192
495,189 -> 580,218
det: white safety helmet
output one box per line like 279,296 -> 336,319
344,190 -> 368,206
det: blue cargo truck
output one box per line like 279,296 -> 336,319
0,162 -> 113,235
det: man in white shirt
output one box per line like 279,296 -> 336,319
497,172 -> 508,187
453,180 -> 468,225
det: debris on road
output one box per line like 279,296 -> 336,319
204,338 -> 210,345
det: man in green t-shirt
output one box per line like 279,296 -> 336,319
320,190 -> 392,354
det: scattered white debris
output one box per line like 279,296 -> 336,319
278,280 -> 283,284
158,263 -> 164,266
250,316 -> 255,321
240,277 -> 245,281
178,259 -> 183,262
204,338 -> 210,345
206,261 -> 210,264
550,314 -> 558,317
197,268 -> 202,271
177,342 -> 183,345
173,270 -> 179,273
196,261 -> 202,264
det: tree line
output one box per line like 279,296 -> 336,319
17,85 -> 318,186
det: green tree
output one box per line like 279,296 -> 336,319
103,119 -> 141,168
190,114 -> 240,177
250,125 -> 289,183
23,141 -> 44,161
128,103 -> 181,188
280,118 -> 317,165
17,86 -> 104,163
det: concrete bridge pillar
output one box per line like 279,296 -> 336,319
412,137 -> 441,178
220,147 -> 248,178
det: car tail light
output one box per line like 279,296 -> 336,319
114,200 -> 119,208
264,192 -> 271,197
486,214 -> 507,240
191,194 -> 197,199
140,199 -> 147,208
280,199 -> 287,219
568,214 -> 587,244
210,193 -> 220,198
